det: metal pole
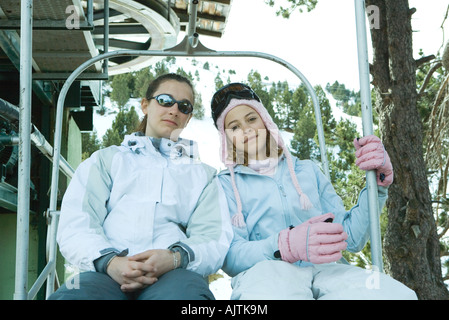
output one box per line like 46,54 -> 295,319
187,0 -> 198,37
86,0 -> 93,27
14,0 -> 33,300
103,0 -> 109,75
354,0 -> 383,272
187,0 -> 199,48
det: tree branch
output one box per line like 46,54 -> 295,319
418,61 -> 442,97
415,54 -> 436,68
438,5 -> 449,55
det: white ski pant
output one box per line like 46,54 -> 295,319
230,260 -> 417,300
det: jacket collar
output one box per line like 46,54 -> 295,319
121,132 -> 200,161
218,155 -> 286,177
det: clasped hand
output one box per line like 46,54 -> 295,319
106,249 -> 177,292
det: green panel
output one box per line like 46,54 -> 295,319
0,213 -> 39,300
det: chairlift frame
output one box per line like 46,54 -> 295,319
13,0 -> 382,300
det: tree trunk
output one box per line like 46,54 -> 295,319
366,0 -> 449,299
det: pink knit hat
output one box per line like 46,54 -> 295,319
215,97 -> 313,228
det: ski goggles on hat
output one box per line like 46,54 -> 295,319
211,83 -> 261,125
148,93 -> 194,115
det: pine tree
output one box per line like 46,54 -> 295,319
81,130 -> 101,160
102,106 -> 140,147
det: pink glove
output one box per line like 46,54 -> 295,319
278,213 -> 348,264
354,135 -> 394,187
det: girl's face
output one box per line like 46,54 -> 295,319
224,104 -> 268,161
141,80 -> 193,140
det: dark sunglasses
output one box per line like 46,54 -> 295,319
148,94 -> 194,115
211,83 -> 260,124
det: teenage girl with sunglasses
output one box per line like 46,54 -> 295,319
49,74 -> 233,300
211,83 -> 417,300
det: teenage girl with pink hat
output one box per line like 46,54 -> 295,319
211,83 -> 416,300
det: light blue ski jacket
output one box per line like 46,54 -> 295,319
218,155 -> 387,277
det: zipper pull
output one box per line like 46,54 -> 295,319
279,185 -> 287,197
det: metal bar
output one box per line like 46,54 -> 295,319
187,0 -> 199,48
0,136 -> 20,145
30,125 -> 74,178
0,20 -> 94,30
33,210 -> 59,300
93,24 -> 148,35
32,51 -> 93,58
42,209 -> 60,299
87,0 -> 94,27
32,73 -> 109,80
354,0 -> 383,272
45,208 -> 60,297
0,98 -> 21,123
103,0 -> 109,76
0,98 -> 74,178
100,38 -> 149,50
28,260 -> 55,300
0,182 -> 20,212
202,0 -> 231,4
14,0 -> 33,300
187,0 -> 199,37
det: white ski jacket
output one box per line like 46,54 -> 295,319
57,133 -> 233,276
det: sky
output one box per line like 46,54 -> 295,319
201,0 -> 449,91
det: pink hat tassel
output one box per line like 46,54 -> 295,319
284,148 -> 313,210
229,166 -> 246,228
